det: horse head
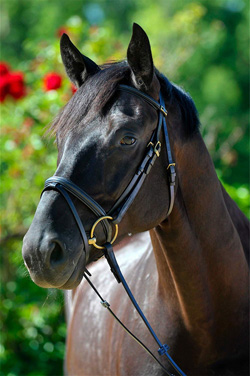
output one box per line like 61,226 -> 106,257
22,24 -> 175,289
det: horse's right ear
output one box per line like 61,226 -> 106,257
60,34 -> 100,88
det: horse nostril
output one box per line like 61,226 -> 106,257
50,242 -> 65,266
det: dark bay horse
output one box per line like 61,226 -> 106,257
22,24 -> 249,375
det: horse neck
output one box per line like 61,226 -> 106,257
150,132 -> 249,363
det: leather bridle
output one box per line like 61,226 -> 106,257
42,84 -> 186,376
43,84 -> 176,253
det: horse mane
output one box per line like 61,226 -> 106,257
157,71 -> 200,137
50,61 -> 200,139
171,83 -> 200,137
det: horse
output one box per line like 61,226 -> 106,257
22,23 -> 249,376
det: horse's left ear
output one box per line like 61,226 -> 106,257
127,23 -> 159,94
60,34 -> 100,88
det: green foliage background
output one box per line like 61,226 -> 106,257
0,0 -> 249,375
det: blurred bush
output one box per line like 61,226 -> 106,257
0,1 -> 249,375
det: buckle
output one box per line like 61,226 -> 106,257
167,163 -> 175,170
167,163 -> 176,185
160,105 -> 168,117
88,216 -> 119,250
147,141 -> 154,149
158,343 -> 170,356
154,141 -> 161,157
100,300 -> 110,308
147,141 -> 161,157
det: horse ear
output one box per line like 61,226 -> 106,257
127,23 -> 155,91
60,34 -> 100,88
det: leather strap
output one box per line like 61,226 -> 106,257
43,176 -> 112,242
43,183 -> 90,261
108,142 -> 158,224
159,92 -> 176,216
118,85 -> 168,116
109,83 -> 176,222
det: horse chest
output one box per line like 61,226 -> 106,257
65,235 -> 179,376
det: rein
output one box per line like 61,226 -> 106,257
42,84 -> 186,376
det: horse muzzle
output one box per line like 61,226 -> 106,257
22,190 -> 89,289
22,180 -> 118,289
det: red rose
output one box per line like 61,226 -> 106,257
0,62 -> 9,76
44,73 -> 62,91
0,62 -> 26,102
0,74 -> 10,102
8,72 -> 26,99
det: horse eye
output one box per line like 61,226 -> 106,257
120,136 -> 137,146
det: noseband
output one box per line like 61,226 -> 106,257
42,85 -> 186,376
